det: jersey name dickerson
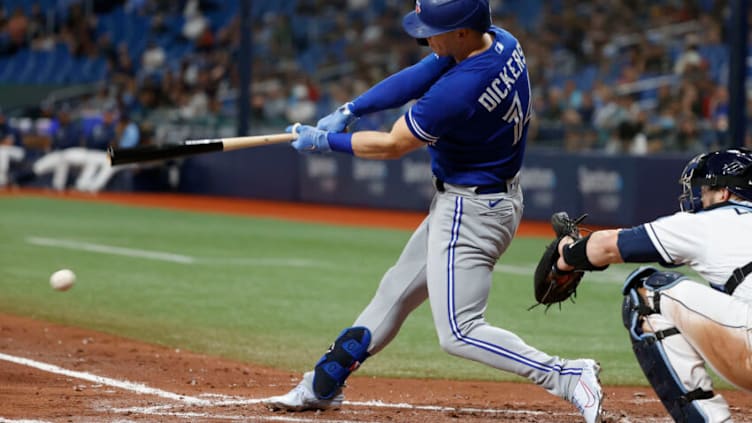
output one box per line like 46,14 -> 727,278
477,42 -> 526,112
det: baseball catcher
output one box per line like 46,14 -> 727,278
532,212 -> 607,309
550,148 -> 752,421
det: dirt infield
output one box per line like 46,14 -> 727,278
1,190 -> 750,422
2,312 -> 751,423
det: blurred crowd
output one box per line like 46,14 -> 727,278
0,0 -> 751,192
514,0 -> 751,155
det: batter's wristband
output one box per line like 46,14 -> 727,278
562,234 -> 609,271
327,132 -> 354,155
348,102 -> 361,117
343,101 -> 358,117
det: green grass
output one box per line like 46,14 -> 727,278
0,196 -> 731,387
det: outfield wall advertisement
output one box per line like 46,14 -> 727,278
176,146 -> 691,227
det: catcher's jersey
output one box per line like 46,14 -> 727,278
643,201 -> 752,299
404,26 -> 531,186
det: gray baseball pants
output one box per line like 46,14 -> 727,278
352,175 -> 584,398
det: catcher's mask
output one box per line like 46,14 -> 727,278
679,147 -> 752,213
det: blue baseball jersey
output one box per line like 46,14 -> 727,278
404,26 -> 531,186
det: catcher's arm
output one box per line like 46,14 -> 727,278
530,212 -> 609,310
556,229 -> 622,272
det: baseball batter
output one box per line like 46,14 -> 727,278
555,148 -> 752,422
265,1 -> 603,422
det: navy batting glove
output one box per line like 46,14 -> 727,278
287,124 -> 331,153
316,102 -> 357,132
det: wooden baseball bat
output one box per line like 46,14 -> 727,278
108,133 -> 297,166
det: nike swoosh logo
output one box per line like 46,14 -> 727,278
488,199 -> 503,208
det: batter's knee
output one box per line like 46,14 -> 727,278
437,333 -> 464,356
435,318 -> 481,357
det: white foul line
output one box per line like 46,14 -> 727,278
26,236 -> 195,264
106,407 -> 366,423
347,400 -> 554,415
0,352 -> 210,405
0,351 -> 576,421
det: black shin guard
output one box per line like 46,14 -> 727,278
623,282 -> 713,422
313,326 -> 371,400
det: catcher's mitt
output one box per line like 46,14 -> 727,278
531,212 -> 589,310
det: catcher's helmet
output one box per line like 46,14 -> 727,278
679,147 -> 752,212
402,0 -> 492,41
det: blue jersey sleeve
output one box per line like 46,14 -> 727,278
404,87 -> 473,144
349,54 -> 453,116
617,225 -> 676,266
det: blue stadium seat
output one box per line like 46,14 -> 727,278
48,56 -> 74,84
0,56 -> 12,82
3,0 -> 28,14
91,59 -> 108,81
25,50 -> 57,84
206,5 -> 237,30
166,41 -> 193,62
574,66 -> 598,91
53,42 -> 69,59
5,49 -> 32,84
252,0 -> 293,18
78,58 -> 108,82
699,44 -> 729,83
161,14 -> 185,37
496,0 -> 543,31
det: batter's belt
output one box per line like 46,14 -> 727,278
434,174 -> 518,195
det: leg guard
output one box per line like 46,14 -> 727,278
622,266 -> 689,296
622,272 -> 714,422
313,326 -> 371,400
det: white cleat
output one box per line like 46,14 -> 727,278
265,371 -> 344,411
569,359 -> 603,423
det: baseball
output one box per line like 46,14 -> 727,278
50,269 -> 76,291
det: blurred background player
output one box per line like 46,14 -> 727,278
554,147 -> 752,422
0,108 -> 25,188
28,107 -> 137,192
265,1 -> 603,422
30,107 -> 85,191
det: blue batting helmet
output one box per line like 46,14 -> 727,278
679,147 -> 752,212
402,0 -> 492,41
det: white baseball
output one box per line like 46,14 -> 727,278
50,269 -> 76,291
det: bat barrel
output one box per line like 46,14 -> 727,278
107,132 -> 296,165
108,141 -> 224,166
